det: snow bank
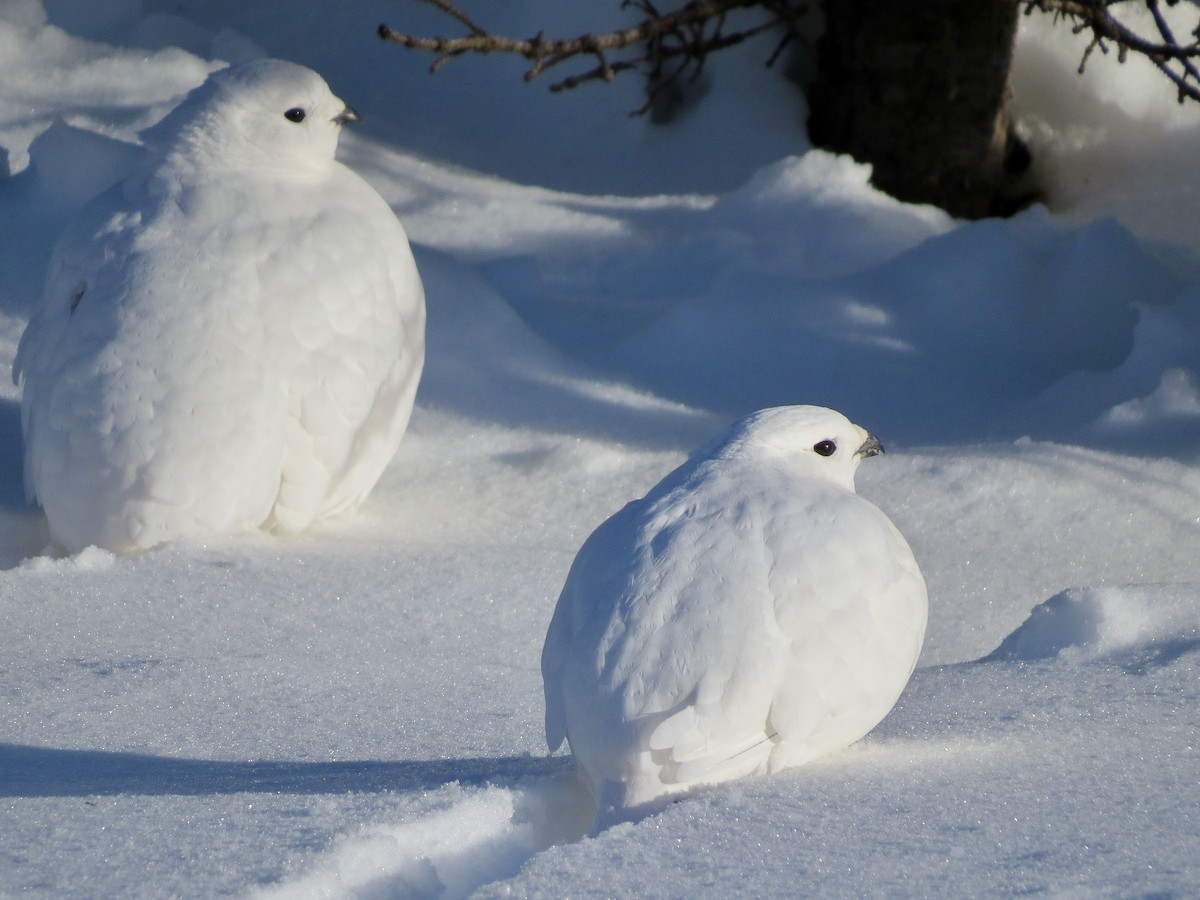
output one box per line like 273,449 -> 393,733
254,785 -> 539,899
989,584 -> 1200,665
3,0 -> 1200,896
256,774 -> 593,899
1014,4 -> 1200,252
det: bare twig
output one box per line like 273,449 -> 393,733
1026,0 -> 1200,103
378,0 -> 810,103
381,0 -> 1200,111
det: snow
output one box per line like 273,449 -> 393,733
1,0 -> 1199,896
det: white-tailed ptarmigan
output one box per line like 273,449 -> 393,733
541,405 -> 927,829
13,59 -> 425,554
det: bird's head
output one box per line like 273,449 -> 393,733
142,59 -> 358,173
713,405 -> 884,491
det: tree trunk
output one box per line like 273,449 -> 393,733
807,0 -> 1027,219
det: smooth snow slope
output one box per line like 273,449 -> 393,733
1,1 -> 1199,896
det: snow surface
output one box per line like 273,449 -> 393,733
2,0 -> 1199,896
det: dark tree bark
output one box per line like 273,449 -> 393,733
382,0 -> 1200,218
807,0 -> 1028,219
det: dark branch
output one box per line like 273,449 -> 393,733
1025,0 -> 1200,103
380,0 -> 1200,110
378,0 -> 810,104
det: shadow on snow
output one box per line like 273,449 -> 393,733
0,743 -> 572,799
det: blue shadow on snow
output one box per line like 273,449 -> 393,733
0,399 -> 26,511
0,743 -> 571,798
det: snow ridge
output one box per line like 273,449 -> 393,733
256,774 -> 591,900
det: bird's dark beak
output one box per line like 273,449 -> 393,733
333,106 -> 361,126
856,434 -> 884,459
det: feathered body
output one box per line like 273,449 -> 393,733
14,60 -> 425,553
542,406 -> 927,827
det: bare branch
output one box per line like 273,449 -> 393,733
419,0 -> 487,36
378,0 -> 810,102
381,0 -> 1200,113
1026,0 -> 1200,103
1145,0 -> 1200,89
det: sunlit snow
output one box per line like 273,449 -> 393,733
1,1 -> 1199,896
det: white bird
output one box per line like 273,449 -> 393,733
541,405 -> 927,828
13,59 -> 425,554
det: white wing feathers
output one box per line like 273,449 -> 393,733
13,60 -> 425,553
542,407 -> 928,825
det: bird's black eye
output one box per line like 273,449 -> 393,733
813,440 -> 837,457
283,107 -> 307,123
